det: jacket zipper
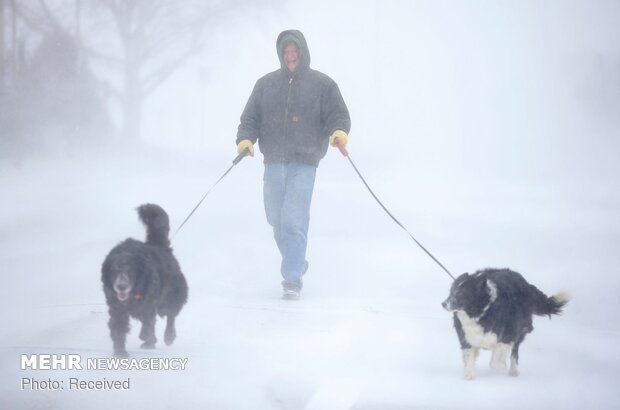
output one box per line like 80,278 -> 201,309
282,75 -> 294,150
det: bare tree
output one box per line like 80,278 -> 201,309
96,0 -> 209,141
4,0 -> 279,145
1,0 -> 21,87
88,0 -> 273,142
0,0 -> 4,91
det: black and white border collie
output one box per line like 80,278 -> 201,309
101,204 -> 188,357
442,268 -> 570,379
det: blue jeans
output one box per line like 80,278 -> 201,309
263,162 -> 317,291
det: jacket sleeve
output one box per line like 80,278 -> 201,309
321,80 -> 351,137
236,80 -> 262,145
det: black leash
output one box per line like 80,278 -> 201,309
173,148 -> 249,239
335,143 -> 456,281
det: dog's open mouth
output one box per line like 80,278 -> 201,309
117,292 -> 129,301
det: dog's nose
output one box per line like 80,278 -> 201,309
441,301 -> 447,309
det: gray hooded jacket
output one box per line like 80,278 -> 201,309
236,30 -> 351,166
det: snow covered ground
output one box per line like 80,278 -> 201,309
1,146 -> 618,409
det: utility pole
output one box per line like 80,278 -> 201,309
0,0 -> 5,92
10,0 -> 15,77
75,0 -> 82,73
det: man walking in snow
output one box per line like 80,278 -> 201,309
236,30 -> 351,300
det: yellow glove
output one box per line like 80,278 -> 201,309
329,130 -> 348,148
236,139 -> 254,157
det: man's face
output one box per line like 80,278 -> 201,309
283,43 -> 299,73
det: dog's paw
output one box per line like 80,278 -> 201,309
509,367 -> 520,377
113,348 -> 129,358
464,371 -> 475,380
140,341 -> 156,350
164,328 -> 176,346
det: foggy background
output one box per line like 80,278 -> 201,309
1,0 -> 619,409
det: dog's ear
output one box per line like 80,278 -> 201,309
475,273 -> 488,288
454,272 -> 469,287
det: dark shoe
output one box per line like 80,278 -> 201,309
282,288 -> 300,301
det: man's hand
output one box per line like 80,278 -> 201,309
236,139 -> 255,157
329,130 -> 348,148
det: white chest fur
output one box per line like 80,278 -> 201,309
456,311 -> 498,349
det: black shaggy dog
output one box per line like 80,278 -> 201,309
101,204 -> 188,357
442,268 -> 570,379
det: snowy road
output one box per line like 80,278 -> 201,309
1,152 -> 619,409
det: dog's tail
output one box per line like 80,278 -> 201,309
137,203 -> 170,248
534,289 -> 572,317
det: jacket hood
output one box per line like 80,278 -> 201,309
276,30 -> 311,71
